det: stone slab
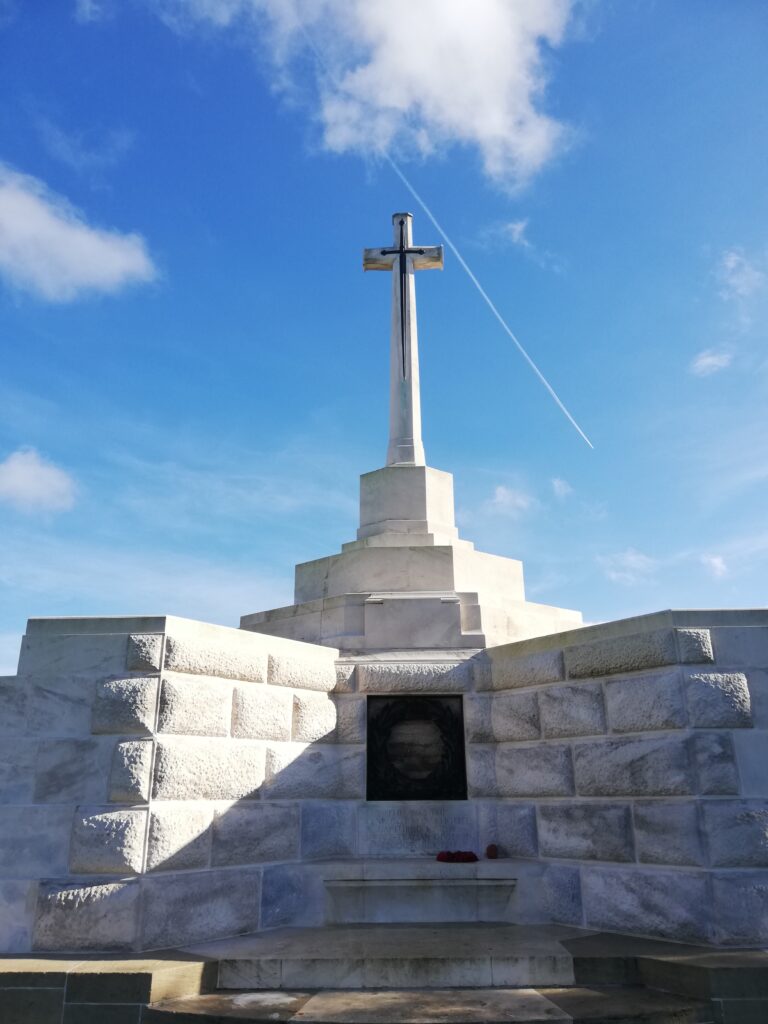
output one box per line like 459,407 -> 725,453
684,672 -> 752,728
0,738 -> 35,803
34,880 -> 139,951
487,650 -> 565,691
153,738 -> 265,801
539,684 -> 605,739
477,802 -> 538,858
140,868 -> 261,948
157,674 -> 232,736
232,685 -> 292,741
359,802 -> 478,857
581,867 -> 709,943
34,738 -> 112,804
496,744 -> 574,797
0,678 -> 26,735
604,671 -> 686,733
212,803 -> 299,866
91,677 -> 158,735
633,801 -> 705,866
573,736 -> 693,796
264,744 -> 364,800
109,739 -> 153,803
301,801 -> 358,860
146,803 -> 213,872
0,806 -> 71,877
292,692 -> 337,743
491,691 -> 540,742
703,801 -> 768,867
126,633 -> 163,672
538,803 -> 633,862
69,807 -> 147,874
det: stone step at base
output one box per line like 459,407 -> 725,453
143,986 -> 713,1023
188,925 -> 581,991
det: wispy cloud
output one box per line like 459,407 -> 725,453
700,553 -> 727,579
485,484 -> 536,517
689,348 -> 733,377
37,118 -> 134,174
0,163 -> 156,301
74,0 -> 108,22
150,0 -> 579,189
0,448 -> 77,512
481,217 -> 564,270
551,477 -> 573,499
597,547 -> 657,585
718,248 -> 766,302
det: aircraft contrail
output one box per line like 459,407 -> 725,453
383,155 -> 594,450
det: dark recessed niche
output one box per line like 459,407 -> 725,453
366,695 -> 467,801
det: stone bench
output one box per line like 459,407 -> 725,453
323,860 -> 517,924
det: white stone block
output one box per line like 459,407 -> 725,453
261,863 -> 323,929
334,663 -> 357,693
0,806 -> 71,877
264,743 -> 364,799
466,744 -> 496,797
357,661 -> 470,693
27,676 -> 95,737
232,685 -> 292,741
140,867 -> 261,948
633,801 -> 705,866
157,675 -> 232,736
574,737 -> 693,796
565,629 -> 687,680
711,871 -> 768,945
69,807 -> 147,874
292,691 -> 337,743
710,626 -> 768,668
702,801 -> 768,867
0,738 -> 35,803
164,632 -> 267,683
212,803 -> 299,866
539,683 -> 605,739
0,880 -> 35,954
582,867 -> 709,943
495,744 -> 574,797
464,694 -> 492,742
334,697 -> 366,744
126,633 -> 163,672
34,879 -> 139,951
109,739 -> 153,803
538,803 -> 633,862
153,737 -> 265,801
146,803 -> 212,871
91,677 -> 158,735
676,628 -> 714,664
692,732 -> 740,795
605,671 -> 685,733
301,801 -> 358,859
733,731 -> 768,796
35,738 -> 111,803
684,671 -> 752,728
18,632 -> 128,680
477,802 -> 537,858
0,678 -> 26,735
490,691 -> 540,742
488,649 -> 564,691
359,802 -> 477,856
268,652 -> 336,692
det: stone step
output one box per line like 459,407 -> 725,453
187,925 -> 580,991
143,986 -> 713,1023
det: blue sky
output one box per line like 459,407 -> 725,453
0,0 -> 767,672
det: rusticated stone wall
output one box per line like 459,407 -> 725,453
0,609 -> 766,952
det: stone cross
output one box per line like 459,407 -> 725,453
364,212 -> 443,466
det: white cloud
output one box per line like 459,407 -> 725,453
0,449 -> 77,512
74,0 -> 106,21
0,163 -> 156,301
37,119 -> 134,174
486,484 -> 535,516
689,349 -> 733,377
597,547 -> 656,585
551,477 -> 573,499
152,0 -> 577,188
504,220 -> 531,248
718,248 -> 766,301
701,553 -> 727,579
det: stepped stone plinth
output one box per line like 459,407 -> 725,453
242,464 -> 582,651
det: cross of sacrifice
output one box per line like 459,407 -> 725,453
363,212 -> 443,467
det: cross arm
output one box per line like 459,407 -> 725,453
411,245 -> 444,271
363,248 -> 397,272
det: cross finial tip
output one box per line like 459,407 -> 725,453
391,211 -> 414,222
